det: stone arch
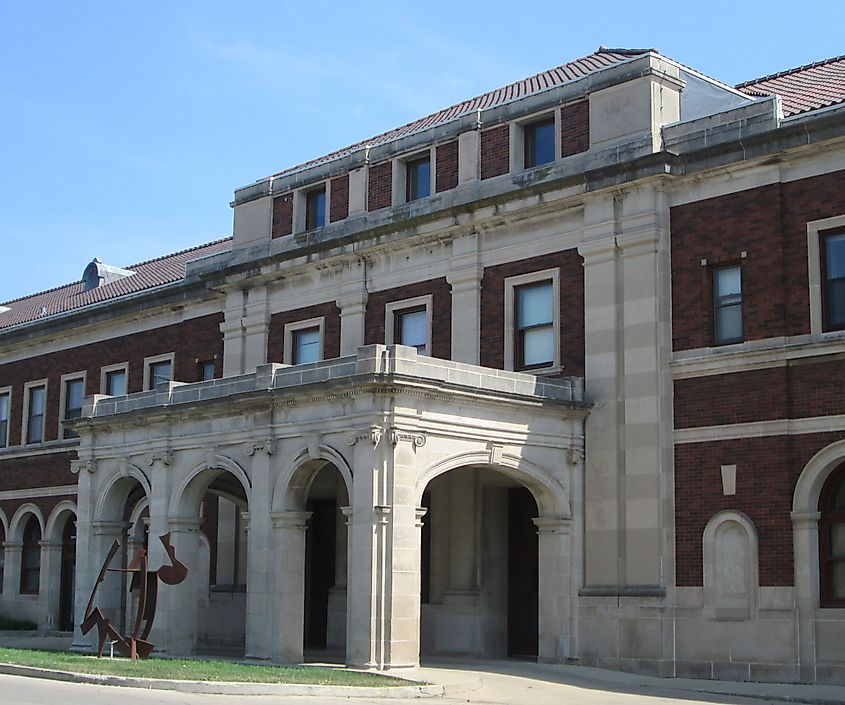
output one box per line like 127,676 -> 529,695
702,510 -> 758,620
272,444 -> 353,512
416,450 -> 570,518
169,453 -> 251,517
0,506 -> 9,538
793,439 -> 845,514
95,464 -> 151,521
9,503 -> 45,543
45,500 -> 78,544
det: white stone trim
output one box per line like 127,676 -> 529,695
21,379 -> 47,446
58,371 -> 86,440
504,268 -> 561,373
702,510 -> 759,621
808,214 -> 845,338
100,362 -> 129,396
142,352 -> 175,391
283,316 -> 325,365
0,485 -> 77,501
0,385 -> 10,449
384,295 -> 433,355
674,414 -> 845,444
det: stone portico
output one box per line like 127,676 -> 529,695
69,345 -> 587,669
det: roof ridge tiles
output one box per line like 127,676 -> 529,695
736,54 -> 845,88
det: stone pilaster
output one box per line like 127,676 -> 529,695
270,510 -> 311,663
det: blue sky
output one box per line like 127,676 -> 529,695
1,1 -> 842,303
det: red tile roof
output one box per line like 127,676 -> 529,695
269,48 -> 653,180
0,238 -> 232,330
736,55 -> 845,116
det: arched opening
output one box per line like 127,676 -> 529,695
58,514 -> 77,631
0,514 -> 6,595
819,461 -> 845,607
302,461 -> 349,659
173,462 -> 250,657
20,516 -> 42,595
419,465 -> 540,659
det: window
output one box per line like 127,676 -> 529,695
284,317 -> 324,365
385,295 -> 432,355
292,327 -> 321,364
406,155 -> 431,202
524,117 -> 555,169
148,361 -> 172,388
25,384 -> 46,444
143,354 -> 174,391
0,389 -> 9,448
102,366 -> 128,396
515,281 -> 555,369
823,231 -> 845,331
713,265 -> 743,344
819,463 -> 845,607
305,187 -> 326,230
19,516 -> 41,595
198,360 -> 216,381
62,376 -> 84,440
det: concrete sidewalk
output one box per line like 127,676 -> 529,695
408,659 -> 845,705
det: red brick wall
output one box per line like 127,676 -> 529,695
675,358 -> 845,429
480,251 -> 585,375
0,452 -> 76,494
435,141 -> 459,193
368,162 -> 392,211
560,100 -> 590,157
272,194 -> 294,239
481,125 -> 509,180
364,279 -> 452,359
0,314 -> 223,446
267,302 -> 341,364
675,431 -> 845,587
330,174 -> 349,223
671,170 -> 845,351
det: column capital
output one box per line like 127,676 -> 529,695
340,506 -> 353,526
91,520 -> 128,536
791,511 -> 822,528
2,541 -> 22,551
271,511 -> 311,530
533,516 -> 572,534
414,507 -> 428,528
168,516 -> 204,532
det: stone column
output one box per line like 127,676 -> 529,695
70,463 -> 98,652
2,543 -> 21,604
792,511 -> 820,681
40,540 -> 63,632
161,517 -> 203,656
534,517 -> 572,662
245,443 -> 274,660
446,233 -> 482,364
221,289 -> 247,377
270,511 -> 311,663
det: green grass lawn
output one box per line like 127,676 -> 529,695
0,647 -> 411,686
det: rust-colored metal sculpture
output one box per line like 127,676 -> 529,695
81,532 -> 188,659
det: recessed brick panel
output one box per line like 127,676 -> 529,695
272,194 -> 294,239
675,431 -> 845,587
267,302 -> 341,364
0,452 -> 76,494
481,125 -> 509,180
0,314 -> 223,447
480,250 -> 585,376
560,100 -> 590,157
368,162 -> 392,211
330,174 -> 349,223
364,279 -> 452,360
435,141 -> 459,193
670,169 -> 845,351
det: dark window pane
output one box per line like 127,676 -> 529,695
149,361 -> 172,388
200,361 -> 216,381
20,517 -> 41,594
0,393 -> 8,448
827,234 -> 845,279
293,327 -> 321,364
27,386 -> 45,444
63,378 -> 84,439
306,189 -> 326,230
715,304 -> 743,343
714,266 -> 743,344
406,157 -> 431,202
398,308 -> 428,352
833,562 -> 845,600
517,283 -> 553,327
525,118 -> 555,168
106,370 -> 127,396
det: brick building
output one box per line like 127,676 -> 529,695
1,47 -> 845,682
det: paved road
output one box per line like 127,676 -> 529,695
0,672 -> 818,705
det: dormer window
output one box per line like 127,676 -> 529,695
406,155 -> 431,202
305,187 -> 326,230
524,117 -> 556,169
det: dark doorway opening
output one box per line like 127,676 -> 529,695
59,517 -> 77,632
304,498 -> 337,649
507,486 -> 538,658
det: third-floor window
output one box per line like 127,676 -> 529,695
713,265 -> 743,345
515,280 -> 554,370
823,231 -> 845,331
